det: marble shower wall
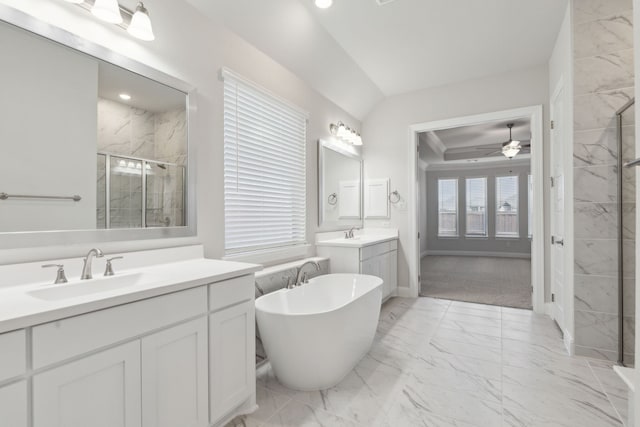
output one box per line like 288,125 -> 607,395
573,0 -> 635,362
96,98 -> 187,228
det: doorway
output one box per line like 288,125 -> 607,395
408,106 -> 545,313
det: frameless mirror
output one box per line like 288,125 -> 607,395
318,139 -> 363,229
0,9 -> 195,248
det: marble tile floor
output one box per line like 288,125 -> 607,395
227,297 -> 629,427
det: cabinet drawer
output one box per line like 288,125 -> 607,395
209,275 -> 254,312
0,329 -> 26,382
360,241 -> 391,261
33,287 -> 207,369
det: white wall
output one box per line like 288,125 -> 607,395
0,23 -> 97,232
548,2 -> 574,350
419,167 -> 428,257
362,65 -> 550,290
0,0 -> 359,264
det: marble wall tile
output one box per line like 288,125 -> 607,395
131,109 -> 155,159
574,166 -> 617,203
574,11 -> 633,59
574,49 -> 634,95
574,274 -> 618,313
574,239 -> 618,276
574,0 -> 632,25
621,124 -> 636,161
574,203 -> 618,239
575,344 -> 619,362
623,238 -> 636,278
97,99 -> 131,155
623,315 -> 635,353
575,310 -> 618,352
574,88 -> 634,131
573,128 -> 617,167
623,278 -> 635,316
622,203 -> 636,240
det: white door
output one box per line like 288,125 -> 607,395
33,341 -> 141,427
550,86 -> 566,331
209,300 -> 254,424
0,381 -> 28,427
142,318 -> 208,427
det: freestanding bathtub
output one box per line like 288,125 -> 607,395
255,273 -> 383,391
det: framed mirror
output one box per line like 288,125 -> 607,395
318,139 -> 363,229
0,6 -> 196,249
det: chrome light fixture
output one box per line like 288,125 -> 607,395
128,2 -> 155,41
315,0 -> 333,9
91,0 -> 123,24
330,121 -> 362,146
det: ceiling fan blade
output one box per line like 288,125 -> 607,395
483,150 -> 502,156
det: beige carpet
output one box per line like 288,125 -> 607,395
420,255 -> 532,309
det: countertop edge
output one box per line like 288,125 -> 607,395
315,236 -> 398,248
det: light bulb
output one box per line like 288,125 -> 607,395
119,93 -> 131,101
65,0 -> 84,4
91,0 -> 123,24
128,2 -> 155,41
315,0 -> 333,8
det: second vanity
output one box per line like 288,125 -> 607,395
0,245 -> 261,427
316,229 -> 398,300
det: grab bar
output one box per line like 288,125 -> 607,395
0,192 -> 81,201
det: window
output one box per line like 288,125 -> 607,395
438,178 -> 458,237
528,174 -> 533,238
465,177 -> 487,236
223,71 -> 307,255
496,175 -> 519,237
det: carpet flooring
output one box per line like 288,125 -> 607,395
420,255 -> 532,309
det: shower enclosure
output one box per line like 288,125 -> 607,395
96,153 -> 186,229
618,99 -> 635,367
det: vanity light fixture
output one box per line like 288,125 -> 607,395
91,0 -> 123,24
65,0 -> 155,42
119,93 -> 131,100
127,2 -> 155,41
315,0 -> 333,9
329,121 -> 363,146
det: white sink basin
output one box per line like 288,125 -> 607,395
28,272 -> 144,301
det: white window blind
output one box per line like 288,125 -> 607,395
223,72 -> 308,255
496,175 -> 519,237
465,177 -> 487,236
438,178 -> 458,237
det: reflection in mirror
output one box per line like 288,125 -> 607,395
0,18 -> 187,233
318,139 -> 363,229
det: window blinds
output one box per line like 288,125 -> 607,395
496,175 -> 519,237
465,177 -> 487,236
223,72 -> 308,254
438,178 -> 458,237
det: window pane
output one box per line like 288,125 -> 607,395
438,178 -> 458,236
466,177 -> 487,236
496,175 -> 519,237
528,174 -> 533,237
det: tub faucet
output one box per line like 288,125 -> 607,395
295,260 -> 320,286
81,248 -> 104,280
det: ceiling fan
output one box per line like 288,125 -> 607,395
475,123 -> 531,159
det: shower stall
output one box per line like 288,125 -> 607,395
618,99 -> 636,367
96,153 -> 186,229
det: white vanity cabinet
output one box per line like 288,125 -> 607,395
33,342 -> 142,427
0,381 -> 28,427
317,238 -> 398,301
9,271 -> 256,427
209,276 -> 255,425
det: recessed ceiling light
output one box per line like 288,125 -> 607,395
119,93 -> 131,101
315,0 -> 333,9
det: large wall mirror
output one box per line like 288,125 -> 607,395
0,7 -> 196,249
318,139 -> 363,229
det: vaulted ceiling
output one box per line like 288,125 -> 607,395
186,0 -> 568,119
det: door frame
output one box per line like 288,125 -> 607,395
407,105 -> 545,314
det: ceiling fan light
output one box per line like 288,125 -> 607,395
91,0 -> 123,24
315,0 -> 333,8
128,2 -> 155,41
502,145 -> 520,159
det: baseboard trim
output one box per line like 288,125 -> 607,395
420,250 -> 429,259
563,329 -> 574,356
425,250 -> 531,259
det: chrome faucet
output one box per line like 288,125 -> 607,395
345,227 -> 359,239
295,260 -> 320,286
81,248 -> 104,280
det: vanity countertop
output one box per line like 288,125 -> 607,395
0,257 -> 261,334
315,235 -> 398,248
